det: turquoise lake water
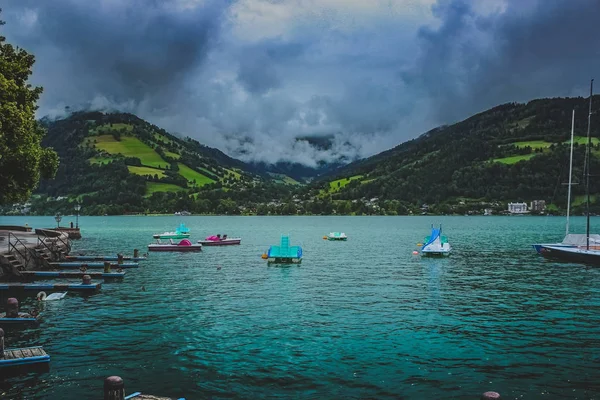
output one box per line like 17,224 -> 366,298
0,215 -> 599,399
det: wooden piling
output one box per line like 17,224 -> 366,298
481,392 -> 501,400
133,249 -> 139,258
0,328 -> 4,358
104,375 -> 125,400
104,261 -> 111,273
117,253 -> 124,265
6,298 -> 19,318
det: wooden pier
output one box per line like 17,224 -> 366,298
66,255 -> 147,262
20,270 -> 125,281
0,313 -> 40,327
0,347 -> 50,377
50,262 -> 139,269
0,282 -> 101,293
0,329 -> 50,378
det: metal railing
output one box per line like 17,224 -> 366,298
8,232 -> 30,269
37,230 -> 71,259
36,236 -> 58,265
53,231 -> 72,253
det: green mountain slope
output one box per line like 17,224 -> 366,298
312,96 -> 600,214
33,111 -> 296,214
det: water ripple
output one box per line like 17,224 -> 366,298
1,215 -> 600,399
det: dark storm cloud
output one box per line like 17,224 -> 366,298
1,0 -> 230,112
1,0 -> 599,166
407,0 -> 600,123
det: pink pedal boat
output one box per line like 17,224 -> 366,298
148,239 -> 203,252
198,234 -> 241,246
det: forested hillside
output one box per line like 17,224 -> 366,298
30,111 -> 294,215
7,97 -> 600,217
308,97 -> 600,214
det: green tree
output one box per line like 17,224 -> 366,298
0,11 -> 58,204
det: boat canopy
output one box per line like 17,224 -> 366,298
422,226 -> 441,250
177,223 -> 190,234
179,239 -> 192,246
268,235 -> 302,258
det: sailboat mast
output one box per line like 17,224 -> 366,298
586,79 -> 594,250
566,109 -> 575,237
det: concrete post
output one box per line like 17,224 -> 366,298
104,376 -> 125,400
6,298 -> 19,318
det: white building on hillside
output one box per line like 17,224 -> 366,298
530,200 -> 546,213
508,202 -> 528,214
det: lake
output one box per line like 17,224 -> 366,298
0,215 -> 599,399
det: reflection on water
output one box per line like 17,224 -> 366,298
424,260 -> 442,310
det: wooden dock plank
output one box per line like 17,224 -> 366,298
21,348 -> 33,358
30,348 -> 42,357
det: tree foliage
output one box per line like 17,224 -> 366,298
0,11 -> 58,205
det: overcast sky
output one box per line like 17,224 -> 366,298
1,0 -> 599,166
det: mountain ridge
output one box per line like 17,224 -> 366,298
304,96 -> 600,215
7,96 -> 600,216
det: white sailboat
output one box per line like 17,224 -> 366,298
535,79 -> 600,265
532,108 -> 600,253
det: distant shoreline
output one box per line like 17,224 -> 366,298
0,213 -> 570,217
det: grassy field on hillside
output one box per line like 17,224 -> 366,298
92,123 -> 133,134
153,133 -> 173,145
570,136 -> 600,146
94,135 -> 168,168
268,173 -> 301,185
329,175 -> 363,192
572,194 -> 598,206
224,168 -> 242,180
165,151 -> 181,159
492,154 -> 537,164
89,157 -> 114,165
280,175 -> 301,185
146,182 -> 185,195
178,163 -> 215,186
128,166 -> 166,178
513,140 -> 552,149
